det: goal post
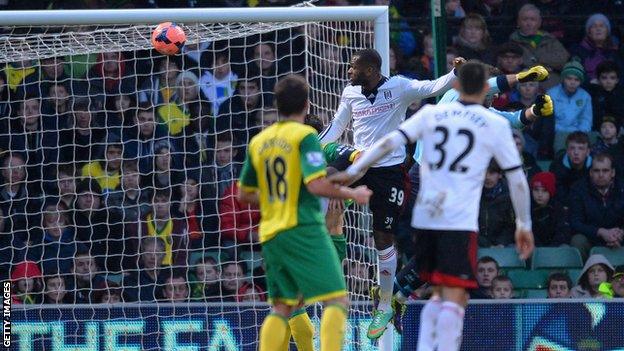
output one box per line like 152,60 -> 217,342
2,5 -> 392,350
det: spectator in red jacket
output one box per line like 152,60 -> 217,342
219,182 -> 260,250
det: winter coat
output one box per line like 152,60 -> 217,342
568,179 -> 624,246
531,201 -> 570,246
570,254 -> 614,298
549,151 -> 592,206
478,181 -> 515,247
219,182 -> 260,244
547,84 -> 593,133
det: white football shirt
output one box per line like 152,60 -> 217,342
399,101 -> 522,231
319,72 -> 456,167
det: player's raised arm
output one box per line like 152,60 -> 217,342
318,92 -> 352,143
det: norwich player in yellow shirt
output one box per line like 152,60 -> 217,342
238,75 -> 371,351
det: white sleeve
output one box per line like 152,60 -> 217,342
491,121 -> 523,172
403,70 -> 457,102
346,130 -> 408,176
506,168 -> 532,231
318,90 -> 352,143
346,107 -> 427,176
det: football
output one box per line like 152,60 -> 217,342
151,22 -> 186,55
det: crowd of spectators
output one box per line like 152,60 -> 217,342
2,0 -> 624,304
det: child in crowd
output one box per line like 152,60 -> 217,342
490,275 -> 514,299
11,261 -> 43,304
571,254 -> 614,298
530,172 -> 570,246
546,272 -> 572,298
43,275 -> 72,304
598,266 -> 624,298
589,61 -> 624,129
548,60 -> 593,152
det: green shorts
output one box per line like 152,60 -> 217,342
262,224 -> 347,306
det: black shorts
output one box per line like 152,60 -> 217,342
414,229 -> 478,289
356,165 -> 407,234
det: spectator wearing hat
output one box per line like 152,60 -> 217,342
549,131 -> 592,206
598,265 -> 624,299
11,261 -> 43,304
509,4 -> 569,90
548,60 -> 593,153
530,172 -> 570,247
571,254 -> 614,298
588,61 -> 624,130
569,153 -> 624,257
570,13 -> 622,83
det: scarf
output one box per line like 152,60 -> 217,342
518,31 -> 545,48
157,102 -> 190,136
6,63 -> 36,92
146,213 -> 174,265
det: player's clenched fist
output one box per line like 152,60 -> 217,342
531,94 -> 554,117
516,65 -> 549,83
351,185 -> 372,205
453,57 -> 467,69
515,227 -> 535,260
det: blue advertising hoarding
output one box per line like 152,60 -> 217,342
9,301 -> 624,350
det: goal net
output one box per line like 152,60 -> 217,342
4,5 -> 391,350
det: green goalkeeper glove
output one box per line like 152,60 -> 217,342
531,94 -> 554,117
516,65 -> 549,83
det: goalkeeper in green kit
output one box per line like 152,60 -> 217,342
278,114 -> 362,351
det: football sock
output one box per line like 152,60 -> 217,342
289,310 -> 315,351
279,324 -> 292,351
377,246 -> 397,311
417,296 -> 442,351
260,313 -> 288,351
435,301 -> 465,351
393,256 -> 425,302
378,324 -> 394,351
320,304 -> 347,351
330,234 -> 347,262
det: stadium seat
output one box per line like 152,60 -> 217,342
188,250 -> 224,266
567,268 -> 583,284
524,289 -> 548,299
239,250 -> 263,273
536,160 -> 552,172
507,270 -> 549,289
478,248 -> 526,269
589,246 -> 624,267
531,247 -> 583,270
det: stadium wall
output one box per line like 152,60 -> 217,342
10,301 -> 624,350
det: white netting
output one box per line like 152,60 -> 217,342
4,11 -> 381,350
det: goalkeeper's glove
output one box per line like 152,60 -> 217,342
531,94 -> 554,117
516,65 -> 549,83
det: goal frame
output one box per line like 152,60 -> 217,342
0,5 -> 390,75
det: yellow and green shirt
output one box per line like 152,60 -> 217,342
239,120 -> 327,243
81,161 -> 121,192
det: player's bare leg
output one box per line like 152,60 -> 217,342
368,229 -> 398,340
260,302 -> 295,351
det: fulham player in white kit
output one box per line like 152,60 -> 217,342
332,61 -> 535,351
319,49 -> 462,342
